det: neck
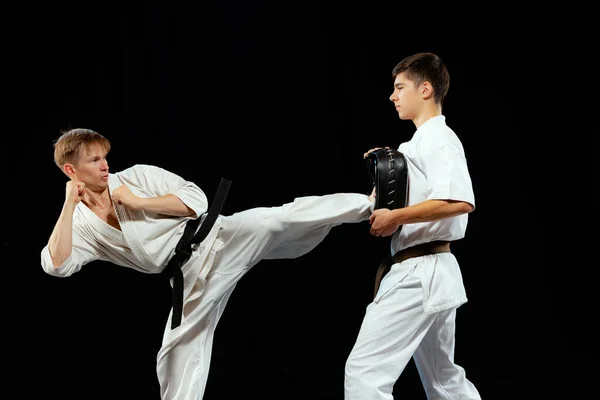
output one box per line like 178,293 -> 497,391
82,187 -> 111,209
413,103 -> 442,129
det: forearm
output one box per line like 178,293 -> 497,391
390,199 -> 473,225
48,202 -> 76,268
136,194 -> 196,217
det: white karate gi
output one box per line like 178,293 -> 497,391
344,116 -> 482,400
40,164 -> 374,400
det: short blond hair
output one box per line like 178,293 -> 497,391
53,128 -> 111,169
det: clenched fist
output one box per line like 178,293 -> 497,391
111,185 -> 141,209
65,180 -> 86,206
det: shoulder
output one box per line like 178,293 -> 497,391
115,164 -> 171,177
420,119 -> 465,154
121,163 -> 165,172
111,164 -> 177,187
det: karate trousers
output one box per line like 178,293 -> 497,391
156,193 -> 373,399
344,254 -> 481,400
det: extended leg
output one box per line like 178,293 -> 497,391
218,192 -> 373,266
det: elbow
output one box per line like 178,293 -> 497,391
41,262 -> 65,277
41,260 -> 69,277
186,205 -> 198,218
43,264 -> 75,278
462,202 -> 475,214
444,200 -> 474,215
40,248 -> 75,277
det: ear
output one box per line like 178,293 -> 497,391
63,163 -> 76,178
421,81 -> 434,100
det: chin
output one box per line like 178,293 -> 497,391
398,110 -> 414,121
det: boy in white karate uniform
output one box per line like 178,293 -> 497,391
345,52 -> 482,399
41,128 -> 374,400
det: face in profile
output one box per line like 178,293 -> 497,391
66,142 -> 110,189
389,72 -> 423,121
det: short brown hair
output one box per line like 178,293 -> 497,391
53,128 -> 111,168
392,52 -> 450,105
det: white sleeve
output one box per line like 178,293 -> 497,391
423,145 -> 476,210
40,225 -> 104,278
127,164 -> 209,218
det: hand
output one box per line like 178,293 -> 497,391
363,146 -> 390,159
65,180 -> 85,206
369,208 -> 401,237
111,185 -> 140,209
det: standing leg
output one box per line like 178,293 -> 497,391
344,260 -> 437,400
155,192 -> 372,399
412,308 -> 482,400
156,261 -> 248,400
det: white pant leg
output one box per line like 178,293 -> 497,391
344,261 -> 437,400
156,264 -> 247,400
219,192 -> 373,264
413,308 -> 481,400
156,192 -> 372,399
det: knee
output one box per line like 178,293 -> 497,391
344,357 -> 390,399
344,356 -> 358,379
228,208 -> 286,239
344,357 -> 366,391
258,209 -> 287,234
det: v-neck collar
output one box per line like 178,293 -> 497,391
75,173 -> 155,268
77,201 -> 124,242
77,177 -> 125,242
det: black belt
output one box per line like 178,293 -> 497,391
164,177 -> 231,329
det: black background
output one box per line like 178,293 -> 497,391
4,2 -> 560,399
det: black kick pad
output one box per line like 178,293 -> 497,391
366,148 -> 409,210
